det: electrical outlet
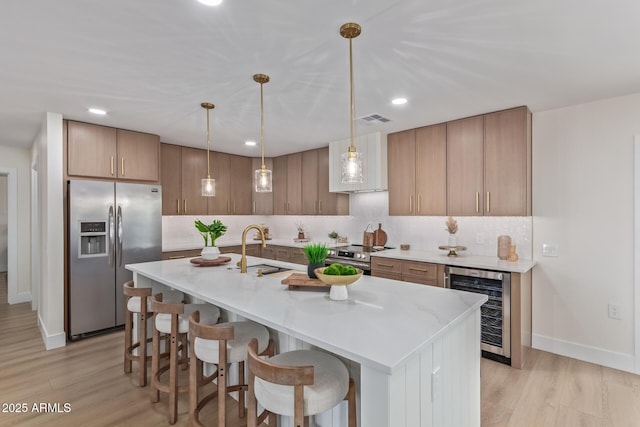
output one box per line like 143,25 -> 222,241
542,243 -> 559,257
608,303 -> 622,320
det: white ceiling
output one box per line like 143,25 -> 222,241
2,0 -> 640,156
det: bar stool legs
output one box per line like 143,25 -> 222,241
189,311 -> 274,427
123,281 -> 153,387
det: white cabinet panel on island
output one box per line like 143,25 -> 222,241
127,254 -> 486,427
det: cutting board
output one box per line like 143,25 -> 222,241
281,273 -> 330,290
190,256 -> 232,267
373,223 -> 387,246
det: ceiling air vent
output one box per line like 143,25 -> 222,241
357,113 -> 390,125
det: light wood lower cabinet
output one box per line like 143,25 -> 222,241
219,244 -> 260,257
260,245 -> 307,265
371,257 -> 444,287
162,249 -> 202,260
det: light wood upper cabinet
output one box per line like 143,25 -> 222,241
67,121 -> 117,179
251,157 -> 274,215
484,106 -> 532,216
446,115 -> 485,215
302,149 -> 319,214
67,121 -> 159,182
161,144 -> 208,216
388,124 -> 446,216
209,152 -> 252,215
317,147 -> 348,215
286,153 -> 302,215
273,155 -> 288,215
115,129 -> 160,181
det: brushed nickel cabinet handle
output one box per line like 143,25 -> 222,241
121,157 -> 125,176
168,255 -> 185,260
417,194 -> 421,214
233,200 -> 236,214
409,267 -> 428,272
486,192 -> 490,213
319,200 -> 323,213
409,195 -> 413,214
253,201 -> 256,214
183,200 -> 187,214
176,199 -> 180,214
378,262 -> 395,268
475,192 -> 479,213
110,156 -> 115,176
314,200 -> 318,214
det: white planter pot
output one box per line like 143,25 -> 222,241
201,246 -> 220,260
329,285 -> 349,301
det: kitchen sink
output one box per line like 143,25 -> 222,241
243,264 -> 290,275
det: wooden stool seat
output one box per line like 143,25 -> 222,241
150,294 -> 221,425
123,282 -> 184,387
247,339 -> 357,427
189,312 -> 274,427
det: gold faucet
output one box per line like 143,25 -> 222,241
240,224 -> 267,273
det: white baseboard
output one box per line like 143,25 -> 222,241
8,291 -> 31,304
37,314 -> 66,350
533,333 -> 637,374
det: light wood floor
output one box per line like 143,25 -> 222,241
1,272 -> 640,426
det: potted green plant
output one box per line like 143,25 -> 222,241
302,243 -> 329,279
195,219 -> 227,260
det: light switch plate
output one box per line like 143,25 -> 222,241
542,243 -> 559,257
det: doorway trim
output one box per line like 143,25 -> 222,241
0,167 -> 19,304
634,135 -> 640,374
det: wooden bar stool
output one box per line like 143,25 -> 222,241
247,338 -> 357,427
123,282 -> 184,387
150,293 -> 221,425
188,310 -> 274,427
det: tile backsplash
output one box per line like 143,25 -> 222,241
163,191 -> 532,259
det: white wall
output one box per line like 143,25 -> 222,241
0,146 -> 31,300
0,175 -> 7,272
533,92 -> 640,372
32,113 -> 65,349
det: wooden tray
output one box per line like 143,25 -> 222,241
281,273 -> 330,290
190,256 -> 232,267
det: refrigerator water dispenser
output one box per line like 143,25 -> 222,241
79,221 -> 107,257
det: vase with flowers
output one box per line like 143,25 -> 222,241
195,219 -> 227,260
445,216 -> 458,247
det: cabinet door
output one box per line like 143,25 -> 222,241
116,129 -> 160,182
388,129 -> 416,215
67,121 -> 117,178
230,154 -> 252,215
273,155 -> 288,215
302,149 -> 319,214
415,124 -> 447,215
180,147 -> 209,216
209,152 -> 231,215
317,147 -> 348,215
161,144 -> 182,215
447,116 -> 484,216
251,157 -> 274,215
484,107 -> 531,216
286,153 -> 302,215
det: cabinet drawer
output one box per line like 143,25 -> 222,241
289,248 -> 307,265
274,246 -> 291,262
371,257 -> 402,274
401,261 -> 438,280
261,246 -> 276,260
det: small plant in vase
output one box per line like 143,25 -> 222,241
328,231 -> 339,244
195,219 -> 227,260
445,216 -> 458,247
303,243 -> 329,279
296,222 -> 306,239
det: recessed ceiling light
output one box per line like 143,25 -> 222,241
245,140 -> 257,146
391,98 -> 407,105
88,108 -> 107,115
197,0 -> 223,6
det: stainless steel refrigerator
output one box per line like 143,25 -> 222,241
68,180 -> 162,340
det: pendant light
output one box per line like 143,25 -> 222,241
201,102 -> 216,197
340,22 -> 364,184
253,73 -> 272,192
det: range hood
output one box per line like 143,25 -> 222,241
329,131 -> 388,193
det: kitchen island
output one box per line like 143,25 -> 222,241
127,254 -> 487,427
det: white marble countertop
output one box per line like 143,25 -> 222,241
127,253 -> 486,374
372,248 -> 536,273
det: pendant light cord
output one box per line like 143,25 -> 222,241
349,35 -> 355,152
206,107 -> 211,179
260,81 -> 265,169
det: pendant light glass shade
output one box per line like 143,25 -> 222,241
253,73 -> 273,193
340,22 -> 364,184
201,102 -> 216,197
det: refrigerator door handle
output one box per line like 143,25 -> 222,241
117,205 -> 124,267
108,206 -> 115,267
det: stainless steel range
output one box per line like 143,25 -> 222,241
325,245 -> 390,275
